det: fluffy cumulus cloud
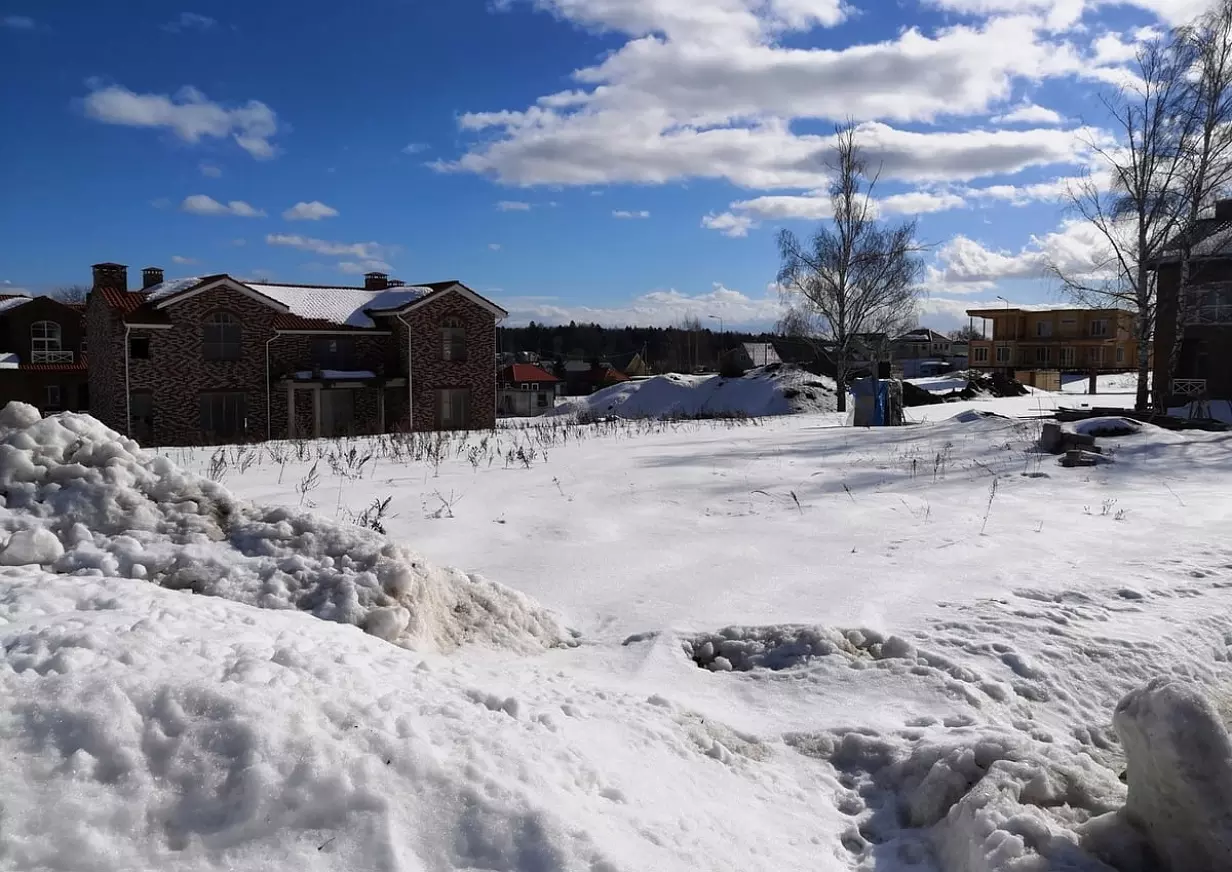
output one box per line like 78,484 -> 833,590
282,201 -> 339,221
991,102 -> 1064,124
927,218 -> 1116,291
702,187 -> 969,235
503,282 -> 782,327
83,84 -> 280,159
265,233 -> 392,261
180,195 -> 265,217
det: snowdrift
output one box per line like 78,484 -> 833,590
552,364 -> 837,420
0,403 -> 569,652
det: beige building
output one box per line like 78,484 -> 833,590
965,306 -> 1142,375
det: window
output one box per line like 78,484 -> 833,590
537,392 -> 549,408
1036,321 -> 1052,338
973,346 -> 989,363
31,321 -> 67,363
311,337 -> 356,369
1060,347 -> 1076,367
45,385 -> 61,410
130,391 -> 154,443
441,317 -> 467,361
437,388 -> 470,429
1190,284 -> 1232,324
995,345 -> 1011,364
1088,346 -> 1104,365
129,335 -> 150,359
203,312 -> 242,361
1089,319 -> 1109,337
1116,346 -> 1126,364
1035,346 -> 1050,364
199,392 -> 246,440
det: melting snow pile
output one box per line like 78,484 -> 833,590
0,403 -> 569,651
553,364 -> 837,420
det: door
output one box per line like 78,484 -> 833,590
321,389 -> 355,438
131,391 -> 154,444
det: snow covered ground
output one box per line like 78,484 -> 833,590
4,402 -> 1232,870
552,364 -> 839,419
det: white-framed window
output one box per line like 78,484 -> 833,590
1088,346 -> 1104,365
203,311 -> 242,360
441,317 -> 467,361
973,346 -> 989,363
1060,347 -> 1076,367
1035,346 -> 1050,364
1190,284 -> 1232,324
995,345 -> 1011,364
1116,346 -> 1126,364
1089,319 -> 1109,337
1036,321 -> 1052,338
45,385 -> 61,409
31,321 -> 68,363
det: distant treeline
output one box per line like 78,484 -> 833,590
500,321 -> 778,373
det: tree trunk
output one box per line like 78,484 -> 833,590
835,358 -> 848,413
1136,262 -> 1152,412
1168,250 -> 1191,404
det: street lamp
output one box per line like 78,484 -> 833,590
996,295 -> 1010,310
709,314 -> 724,334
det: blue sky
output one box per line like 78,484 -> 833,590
0,0 -> 1207,331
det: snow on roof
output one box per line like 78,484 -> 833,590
0,352 -> 19,369
142,276 -> 209,302
0,296 -> 32,314
248,284 -> 432,328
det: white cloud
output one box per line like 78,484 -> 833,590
489,243 -> 503,250
83,84 -> 280,160
402,142 -> 429,154
199,162 -> 223,178
2,15 -> 35,29
163,12 -> 216,32
265,233 -> 391,260
496,200 -> 532,211
929,219 -> 1116,289
337,260 -> 394,275
613,209 -> 650,218
503,282 -> 782,327
282,200 -> 339,221
991,102 -> 1064,124
170,255 -> 198,265
701,211 -> 758,237
180,195 -> 266,217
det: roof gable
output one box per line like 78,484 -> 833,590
151,276 -> 291,313
396,283 -> 509,319
503,363 -> 559,383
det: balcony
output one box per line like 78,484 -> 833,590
31,350 -> 75,364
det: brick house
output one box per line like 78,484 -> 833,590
0,293 -> 90,416
85,263 -> 507,446
1151,200 -> 1232,406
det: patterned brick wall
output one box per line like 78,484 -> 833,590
85,293 -> 125,433
292,388 -> 315,439
403,294 -> 497,430
128,287 -> 279,445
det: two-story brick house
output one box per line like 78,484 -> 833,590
85,263 -> 507,445
0,293 -> 90,415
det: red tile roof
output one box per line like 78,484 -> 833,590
502,363 -> 559,384
97,287 -> 149,314
19,356 -> 88,373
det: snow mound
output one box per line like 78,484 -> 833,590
0,404 -> 570,652
1067,417 -> 1142,438
553,364 -> 837,420
1112,678 -> 1232,871
789,725 -> 1128,871
683,624 -> 916,672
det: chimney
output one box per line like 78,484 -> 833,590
91,262 -> 128,291
387,279 -> 405,288
141,266 -> 164,289
1216,199 -> 1232,222
364,272 -> 389,291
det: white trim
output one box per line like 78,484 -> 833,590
126,323 -> 175,330
274,329 -> 392,335
154,277 -> 291,313
394,284 -> 509,319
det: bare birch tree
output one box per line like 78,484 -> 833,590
1049,36 -> 1197,411
776,123 -> 923,413
1168,1 -> 1232,387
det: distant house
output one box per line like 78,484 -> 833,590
731,342 -> 781,369
0,293 -> 89,416
85,263 -> 508,445
965,306 -> 1141,378
891,328 -> 966,378
561,359 -> 629,395
498,363 -> 559,416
